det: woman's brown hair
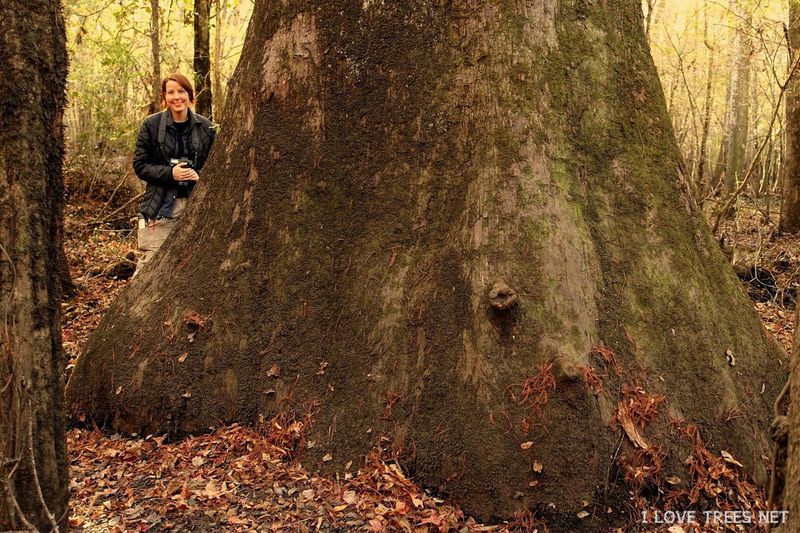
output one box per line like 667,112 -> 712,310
161,73 -> 195,106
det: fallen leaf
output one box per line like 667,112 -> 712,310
203,480 -> 223,499
191,456 -> 205,467
617,404 -> 649,449
721,450 -> 743,467
520,441 -> 534,450
394,500 -> 409,514
178,352 -> 188,363
577,511 -> 590,519
332,504 -> 347,512
533,461 -> 543,473
343,490 -> 358,505
267,364 -> 280,377
726,349 -> 736,366
666,476 -> 681,485
668,526 -> 686,533
322,453 -> 332,462
115,386 -> 122,395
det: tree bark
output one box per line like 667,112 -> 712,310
212,0 -> 225,117
696,10 -> 714,200
193,0 -> 213,118
149,0 -> 161,114
781,2 -> 800,233
723,0 -> 753,190
68,1 -> 785,527
0,0 -> 69,530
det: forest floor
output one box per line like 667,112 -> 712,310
62,183 -> 798,533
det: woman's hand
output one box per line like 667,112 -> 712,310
172,163 -> 199,182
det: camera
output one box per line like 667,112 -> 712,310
170,157 -> 195,186
169,157 -> 194,169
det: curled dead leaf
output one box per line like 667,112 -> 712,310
617,403 -> 649,449
520,441 -> 533,450
721,450 -> 743,467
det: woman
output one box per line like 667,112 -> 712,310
132,73 -> 216,274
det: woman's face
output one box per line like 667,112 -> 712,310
164,80 -> 191,117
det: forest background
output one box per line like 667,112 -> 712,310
54,0 -> 800,530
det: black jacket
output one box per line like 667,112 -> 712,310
133,109 -> 216,219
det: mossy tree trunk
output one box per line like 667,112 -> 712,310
68,0 -> 785,526
0,0 -> 69,529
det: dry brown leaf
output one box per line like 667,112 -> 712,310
533,461 -> 543,473
520,441 -> 534,450
721,450 -> 743,467
617,404 -> 649,449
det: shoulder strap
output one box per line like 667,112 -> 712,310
157,110 -> 168,145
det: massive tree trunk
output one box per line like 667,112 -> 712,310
781,2 -> 800,233
193,0 -> 213,118
68,0 -> 785,526
0,0 -> 69,530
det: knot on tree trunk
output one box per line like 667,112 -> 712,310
489,281 -> 518,311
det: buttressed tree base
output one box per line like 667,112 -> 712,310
68,0 -> 786,527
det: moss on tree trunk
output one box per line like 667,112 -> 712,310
68,0 -> 785,527
0,0 -> 69,529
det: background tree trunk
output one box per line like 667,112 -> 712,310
149,0 -> 161,114
193,0 -> 213,118
68,1 -> 785,527
212,0 -> 225,118
723,0 -> 753,190
781,2 -> 800,233
0,0 -> 69,530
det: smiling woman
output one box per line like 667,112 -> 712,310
132,72 -> 216,274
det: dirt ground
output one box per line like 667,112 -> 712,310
63,185 -> 797,532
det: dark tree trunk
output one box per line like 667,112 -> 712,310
781,2 -> 800,233
68,1 -> 785,527
0,0 -> 69,530
193,0 -> 213,118
149,0 -> 161,114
